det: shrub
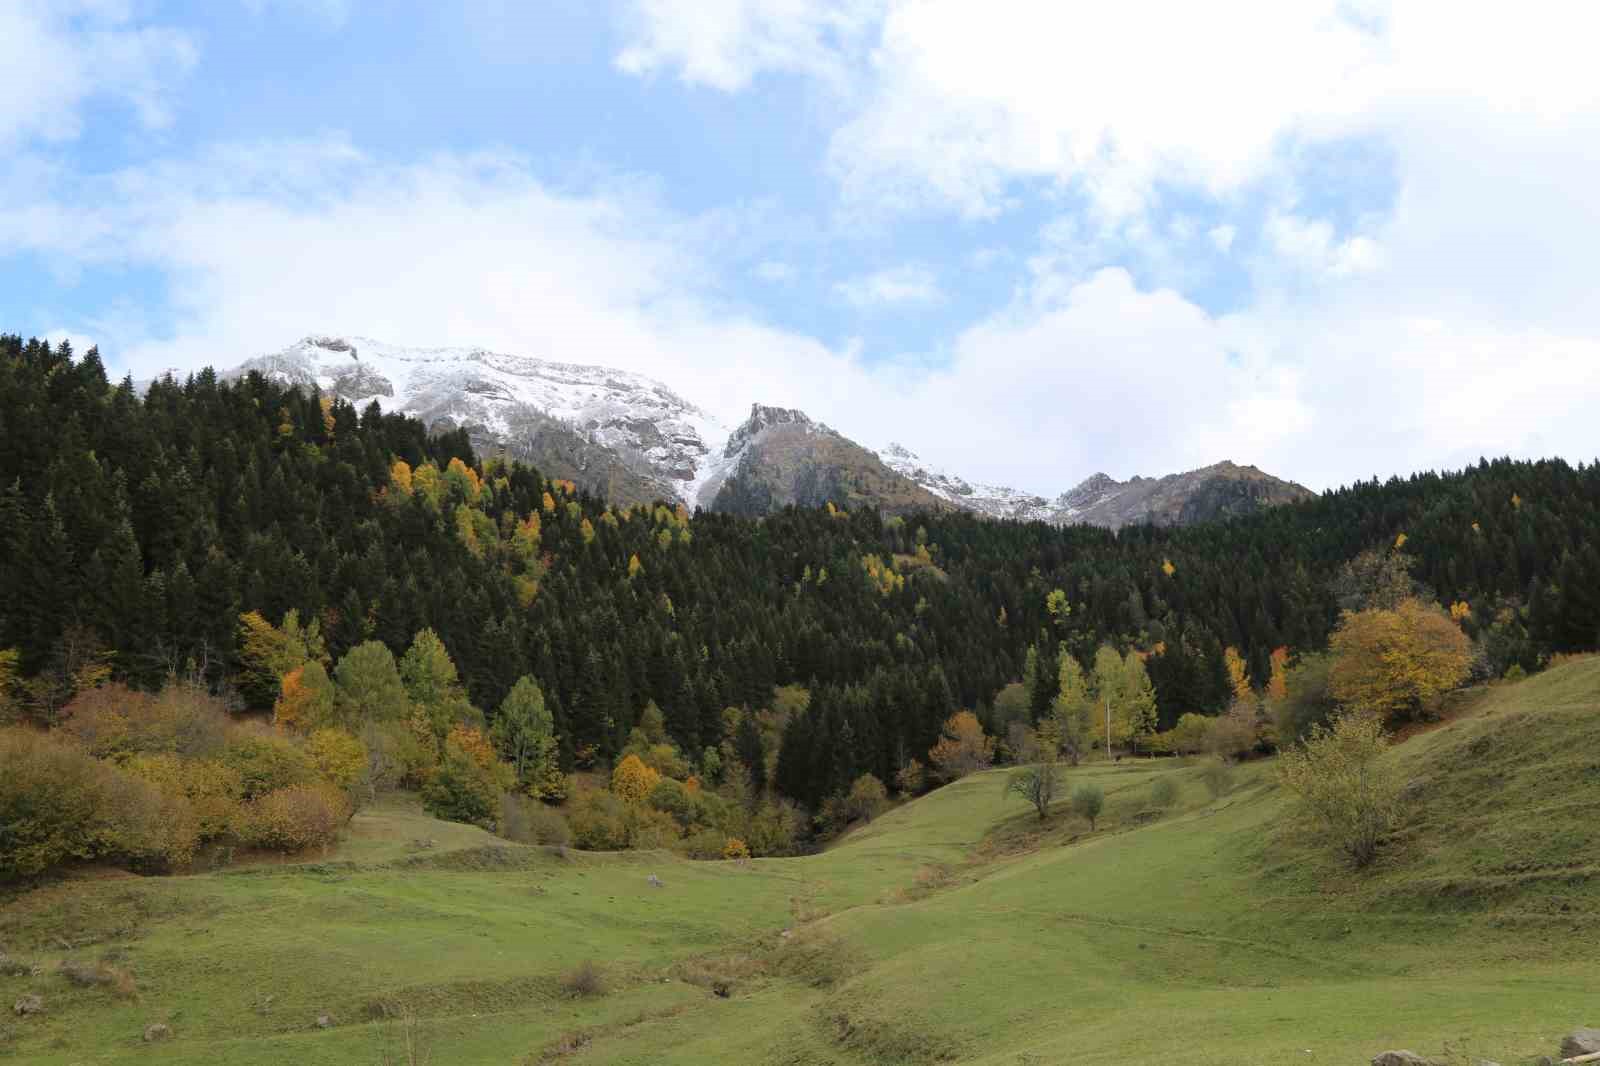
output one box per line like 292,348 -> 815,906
521,801 -> 572,846
124,753 -> 243,839
893,758 -> 925,796
421,740 -> 501,829
1273,653 -> 1339,743
57,683 -> 150,757
1168,713 -> 1212,755
1205,710 -> 1257,759
221,734 -> 318,800
559,960 -> 605,998
0,728 -> 195,877
93,767 -> 199,871
623,803 -> 681,849
1,728 -> 120,877
567,789 -> 629,850
58,959 -> 137,998
1197,757 -> 1234,798
722,837 -> 750,860
743,798 -> 802,856
680,828 -> 727,859
844,773 -> 888,822
1069,784 -> 1105,831
304,728 -> 368,793
240,784 -> 348,852
59,683 -> 231,761
1277,712 -> 1401,868
1150,777 -> 1178,809
647,777 -> 695,828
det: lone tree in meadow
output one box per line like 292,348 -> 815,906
1070,783 -> 1105,831
1277,711 -> 1401,868
1006,759 -> 1062,821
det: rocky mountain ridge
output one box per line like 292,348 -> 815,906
224,335 -> 1312,525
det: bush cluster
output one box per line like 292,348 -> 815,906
0,679 -> 373,880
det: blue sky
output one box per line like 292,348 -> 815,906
4,1 -> 1599,493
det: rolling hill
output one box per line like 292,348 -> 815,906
5,658 -> 1597,1064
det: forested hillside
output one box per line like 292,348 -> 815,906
4,335 -> 1599,805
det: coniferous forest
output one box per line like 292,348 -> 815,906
4,335 -> 1600,814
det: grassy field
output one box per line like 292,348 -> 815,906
3,659 -> 1598,1064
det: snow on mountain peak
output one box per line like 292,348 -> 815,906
229,336 -> 730,505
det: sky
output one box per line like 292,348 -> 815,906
3,0 -> 1599,495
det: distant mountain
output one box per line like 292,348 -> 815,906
879,445 -> 1313,528
1053,461 -> 1315,528
224,336 -> 1311,526
705,406 -> 948,517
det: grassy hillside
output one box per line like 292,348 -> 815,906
4,661 -> 1598,1064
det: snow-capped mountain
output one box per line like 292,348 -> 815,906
228,336 -> 729,507
224,335 -> 1310,526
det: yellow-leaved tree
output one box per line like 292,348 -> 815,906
1328,598 -> 1473,724
611,753 -> 661,805
1222,646 -> 1252,703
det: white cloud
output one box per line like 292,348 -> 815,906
0,1 -> 197,148
1265,213 -> 1383,278
833,264 -> 940,307
755,260 -> 795,282
614,0 -> 882,92
1208,225 -> 1236,254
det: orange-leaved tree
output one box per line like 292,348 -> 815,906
611,753 -> 662,805
928,710 -> 994,782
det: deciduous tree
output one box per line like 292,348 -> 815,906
1277,712 -> 1400,867
1329,598 -> 1473,723
928,710 -> 994,781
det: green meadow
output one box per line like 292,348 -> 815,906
5,659 -> 1598,1065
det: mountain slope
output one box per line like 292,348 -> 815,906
706,406 -> 949,517
227,336 -> 724,507
1062,460 -> 1315,528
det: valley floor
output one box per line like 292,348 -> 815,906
4,661 -> 1599,1065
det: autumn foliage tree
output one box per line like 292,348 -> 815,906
1329,598 -> 1474,724
928,711 -> 994,781
273,660 -> 336,732
611,753 -> 662,805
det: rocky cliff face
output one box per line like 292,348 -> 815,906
225,336 -> 1311,526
